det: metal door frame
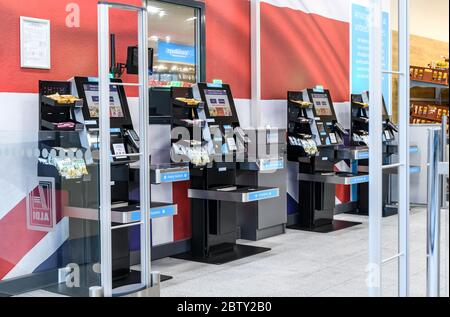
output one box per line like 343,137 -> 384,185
98,1 -> 151,297
368,0 -> 410,297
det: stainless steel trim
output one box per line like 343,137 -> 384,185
112,222 -> 143,230
188,187 -> 280,203
63,203 -> 178,223
110,153 -> 143,158
336,147 -> 369,160
382,163 -> 403,170
297,173 -> 369,185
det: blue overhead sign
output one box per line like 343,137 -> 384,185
158,41 -> 196,65
351,3 -> 391,113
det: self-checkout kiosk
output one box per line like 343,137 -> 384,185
350,91 -> 420,216
36,75 -> 180,293
170,83 -> 281,264
73,77 -> 186,281
38,78 -> 135,291
287,88 -> 368,232
235,128 -> 287,241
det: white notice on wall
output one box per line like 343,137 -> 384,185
20,17 -> 51,69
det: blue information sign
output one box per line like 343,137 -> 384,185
247,189 -> 279,202
158,41 -> 196,65
161,171 -> 190,183
351,3 -> 391,112
130,205 -> 177,222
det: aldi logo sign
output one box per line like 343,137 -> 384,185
26,177 -> 56,232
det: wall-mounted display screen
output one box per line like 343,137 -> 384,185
204,89 -> 233,117
83,84 -> 125,118
312,93 -> 333,116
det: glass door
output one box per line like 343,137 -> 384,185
0,131 -> 101,296
146,0 -> 205,124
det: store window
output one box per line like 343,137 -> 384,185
147,0 -> 205,88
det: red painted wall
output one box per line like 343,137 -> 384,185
260,3 -> 350,101
205,0 -> 251,99
0,0 -> 351,244
0,0 -> 141,94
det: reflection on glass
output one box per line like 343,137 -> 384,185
147,0 -> 198,88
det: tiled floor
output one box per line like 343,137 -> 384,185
153,207 -> 449,297
14,207 -> 449,297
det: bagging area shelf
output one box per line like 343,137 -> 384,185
62,201 -> 178,224
298,172 -> 369,185
188,186 -> 280,203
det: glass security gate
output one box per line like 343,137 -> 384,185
426,118 -> 449,297
368,0 -> 449,297
0,131 -> 102,297
0,1 -> 157,297
368,0 -> 410,297
97,1 -> 155,297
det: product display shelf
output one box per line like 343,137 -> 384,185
410,65 -> 449,126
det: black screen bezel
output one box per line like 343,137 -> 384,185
307,89 -> 338,122
196,83 -> 239,125
74,77 -> 133,129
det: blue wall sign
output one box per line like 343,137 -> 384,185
351,3 -> 391,113
158,41 -> 196,65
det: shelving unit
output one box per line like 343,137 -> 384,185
410,65 -> 449,125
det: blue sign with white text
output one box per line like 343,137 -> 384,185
158,42 -> 196,65
150,205 -> 176,219
351,3 -> 391,112
161,171 -> 190,183
130,205 -> 177,221
261,159 -> 284,171
349,175 -> 370,185
247,189 -> 279,202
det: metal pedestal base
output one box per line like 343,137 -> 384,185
287,220 -> 361,233
113,270 -> 172,288
172,244 -> 271,265
346,207 -> 398,218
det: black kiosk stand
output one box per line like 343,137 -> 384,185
286,88 -> 366,233
37,78 -> 144,294
350,91 -> 420,217
171,83 -> 279,264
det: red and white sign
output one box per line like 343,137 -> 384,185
26,177 -> 56,232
